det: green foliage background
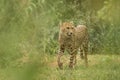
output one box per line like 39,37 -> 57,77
0,0 -> 120,80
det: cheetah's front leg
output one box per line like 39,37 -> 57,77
57,45 -> 65,69
69,49 -> 77,68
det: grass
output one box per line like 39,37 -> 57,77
38,54 -> 120,80
0,1 -> 120,80
0,54 -> 120,80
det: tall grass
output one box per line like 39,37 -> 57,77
0,0 -> 120,80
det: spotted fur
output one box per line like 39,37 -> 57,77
57,22 -> 88,69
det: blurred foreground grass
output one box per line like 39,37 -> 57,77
0,54 -> 120,80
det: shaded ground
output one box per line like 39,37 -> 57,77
0,54 -> 120,80
43,54 -> 120,80
49,54 -> 120,68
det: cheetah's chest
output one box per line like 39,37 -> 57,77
63,39 -> 75,51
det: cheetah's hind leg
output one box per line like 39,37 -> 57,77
80,45 -> 84,59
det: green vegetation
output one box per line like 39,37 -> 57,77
0,0 -> 120,80
0,55 -> 120,80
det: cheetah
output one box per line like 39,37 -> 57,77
57,21 -> 88,69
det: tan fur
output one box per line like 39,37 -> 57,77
57,22 -> 88,69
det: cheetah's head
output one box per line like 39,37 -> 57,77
60,21 -> 75,37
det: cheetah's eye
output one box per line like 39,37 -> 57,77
71,27 -> 74,29
66,27 -> 69,29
